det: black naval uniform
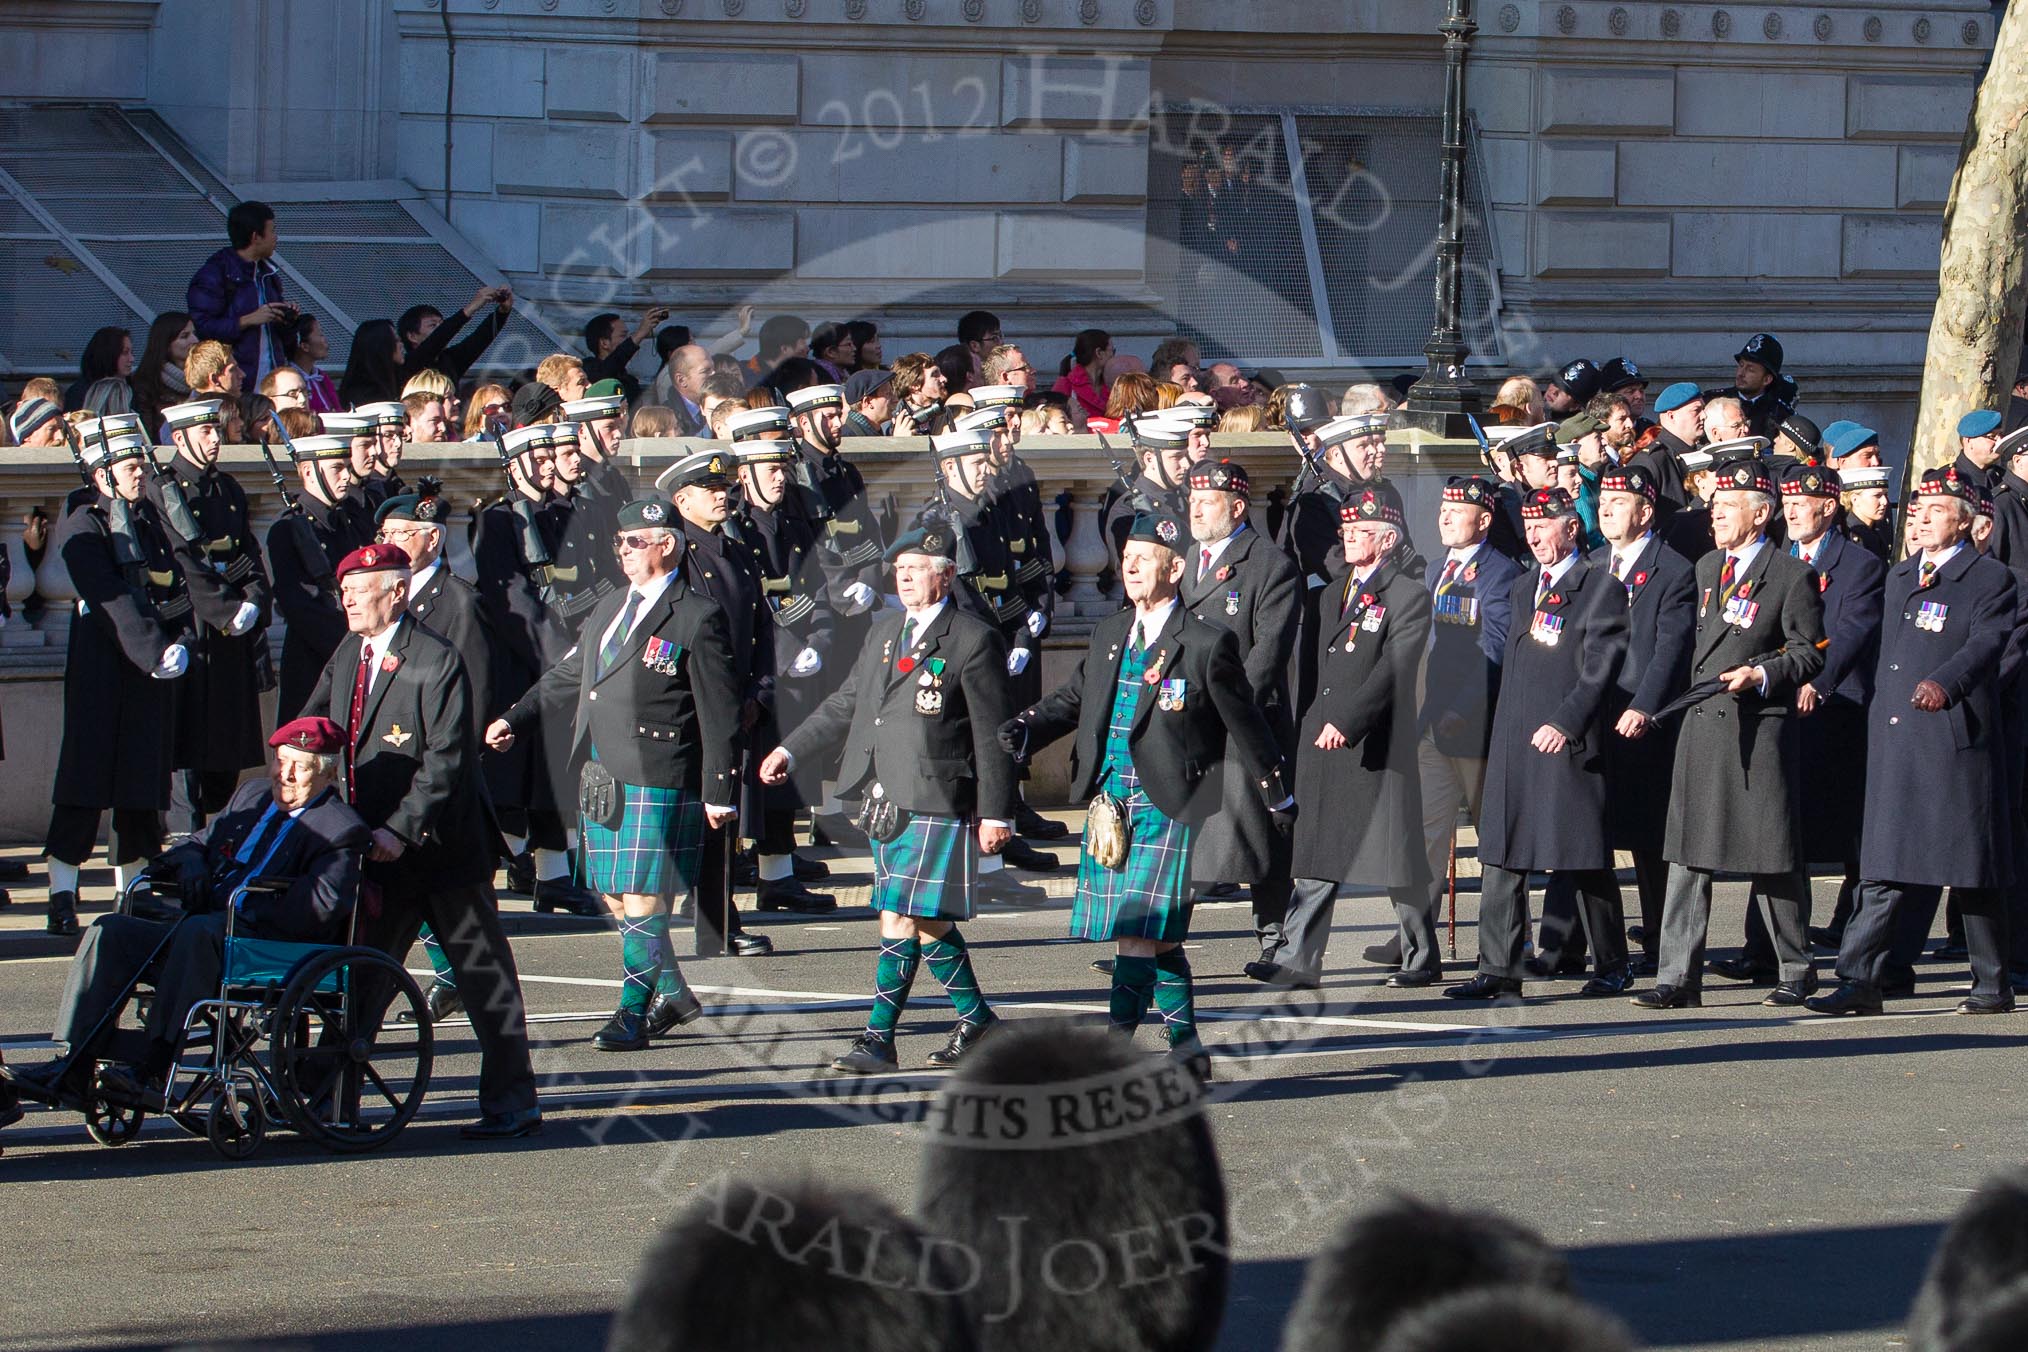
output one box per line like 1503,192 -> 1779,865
153,454 -> 272,831
471,491 -> 574,851
46,492 -> 202,870
1104,470 -> 1185,570
1284,555 -> 1436,981
1629,428 -> 1695,520
945,490 -> 1041,680
408,560 -> 501,741
269,490 -> 368,722
990,456 -> 1057,712
1178,523 -> 1302,960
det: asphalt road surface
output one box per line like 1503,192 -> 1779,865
1,838 -> 2020,1352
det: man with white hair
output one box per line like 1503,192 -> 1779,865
1700,396 -> 1752,448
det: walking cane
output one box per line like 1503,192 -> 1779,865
1447,837 -> 1458,960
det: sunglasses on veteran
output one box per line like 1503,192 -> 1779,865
613,532 -> 671,553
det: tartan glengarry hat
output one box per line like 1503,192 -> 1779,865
1340,481 -> 1405,528
1519,486 -> 1578,520
292,433 -> 353,462
662,449 -> 735,489
1185,458 -> 1250,495
270,716 -> 345,755
1442,475 -> 1501,507
334,542 -> 410,580
1599,464 -> 1660,503
723,405 -> 792,442
615,498 -> 674,531
784,383 -> 845,414
1915,466 -> 1983,507
1126,509 -> 1186,548
8,396 -> 61,442
1779,463 -> 1841,499
930,428 -> 995,460
1713,457 -> 1776,495
886,520 -> 958,563
160,399 -> 224,432
355,401 -> 408,429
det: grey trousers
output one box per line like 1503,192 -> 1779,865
55,912 -> 225,1056
1657,862 -> 1814,989
1285,876 -> 1439,979
1418,737 -> 1486,909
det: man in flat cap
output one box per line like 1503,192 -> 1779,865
491,500 -> 745,1050
43,428 -> 201,936
6,717 -> 371,1110
1638,457 -> 1825,1010
1450,487 -> 1628,1001
761,521 -> 1019,1072
1276,482 -> 1434,988
269,431 -> 370,720
1812,468 -> 2019,1016
1179,457 -> 1303,973
310,542 -> 542,1138
146,399 -> 271,837
1004,509 -> 1294,1078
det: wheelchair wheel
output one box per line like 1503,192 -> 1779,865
270,946 -> 432,1154
84,1096 -> 146,1147
206,1083 -> 265,1160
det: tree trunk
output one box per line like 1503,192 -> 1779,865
1911,7 -> 2028,477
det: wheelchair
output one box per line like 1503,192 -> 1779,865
54,875 -> 434,1161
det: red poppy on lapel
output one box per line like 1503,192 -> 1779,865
897,656 -> 917,674
1215,565 -> 1233,582
380,653 -> 401,675
1632,571 -> 1648,587
1542,593 -> 1564,607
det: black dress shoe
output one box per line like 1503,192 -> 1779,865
400,979 -> 465,1024
1091,957 -> 1115,975
1933,938 -> 1971,961
1522,954 -> 1586,979
1626,924 -> 1647,945
729,932 -> 775,957
46,890 -> 78,937
94,1063 -> 165,1111
0,858 -> 30,883
1957,993 -> 2016,1015
793,853 -> 830,881
460,1107 -> 543,1140
1445,973 -> 1523,1000
1,1061 -> 74,1105
1014,805 -> 1070,840
1363,938 -> 1403,967
1763,976 -> 1820,1007
532,878 -> 603,917
1709,955 -> 1778,983
830,1033 -> 899,1074
1804,981 -> 1883,1016
1632,954 -> 1660,977
732,855 -> 758,886
1387,968 -> 1438,989
0,886 -> 9,908
1581,967 -> 1636,996
978,873 -> 1051,907
1630,983 -> 1702,1009
1243,960 -> 1321,990
592,1010 -> 651,1051
1001,838 -> 1061,873
645,990 -> 704,1036
756,879 -> 838,914
926,1019 -> 994,1068
504,853 -> 534,895
811,813 -> 868,848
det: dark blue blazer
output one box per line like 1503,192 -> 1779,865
1801,527 -> 1885,705
1590,534 -> 1694,717
1417,541 -> 1523,758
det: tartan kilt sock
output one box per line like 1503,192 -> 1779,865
868,936 -> 922,1039
1152,947 -> 1199,1048
1110,954 -> 1158,1033
420,924 -> 456,985
619,913 -> 669,1014
921,927 -> 992,1025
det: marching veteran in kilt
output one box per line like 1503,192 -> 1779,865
761,521 -> 1017,1074
488,499 -> 745,1053
1003,509 -> 1294,1078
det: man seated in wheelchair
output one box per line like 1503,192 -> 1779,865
5,717 -> 370,1109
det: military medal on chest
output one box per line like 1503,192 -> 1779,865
913,656 -> 946,713
1224,589 -> 1240,616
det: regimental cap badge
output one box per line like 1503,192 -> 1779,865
642,501 -> 665,523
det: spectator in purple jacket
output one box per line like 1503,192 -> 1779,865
185,201 -> 295,386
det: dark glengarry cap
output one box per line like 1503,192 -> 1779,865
1774,413 -> 1822,461
1713,457 -> 1775,495
1916,466 -> 1983,507
885,520 -> 957,563
270,716 -> 345,755
1339,480 -> 1405,527
334,542 -> 411,580
1735,332 -> 1784,375
1599,463 -> 1659,503
616,498 -> 674,531
374,485 -> 447,527
1185,458 -> 1249,495
1520,486 -> 1578,520
510,381 -> 561,428
1126,509 -> 1186,549
1442,475 -> 1500,507
1552,358 -> 1602,403
1779,462 -> 1841,499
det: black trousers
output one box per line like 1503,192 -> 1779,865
1837,881 -> 2011,999
1251,868 -> 1294,960
363,876 -> 538,1118
1480,866 -> 1623,980
692,826 -> 750,956
45,805 -> 162,868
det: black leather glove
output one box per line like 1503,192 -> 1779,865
997,717 -> 1029,759
1271,804 -> 1299,837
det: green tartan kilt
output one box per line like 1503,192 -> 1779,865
1071,789 -> 1196,942
581,781 -> 705,897
873,812 -> 976,919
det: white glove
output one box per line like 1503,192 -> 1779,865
788,645 -> 823,678
1025,610 -> 1047,638
840,581 -> 876,615
1006,648 -> 1031,676
227,601 -> 261,637
153,643 -> 189,680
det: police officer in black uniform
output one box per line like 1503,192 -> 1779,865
269,432 -> 369,721
156,399 -> 271,836
1709,333 -> 1797,440
43,427 -> 198,935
